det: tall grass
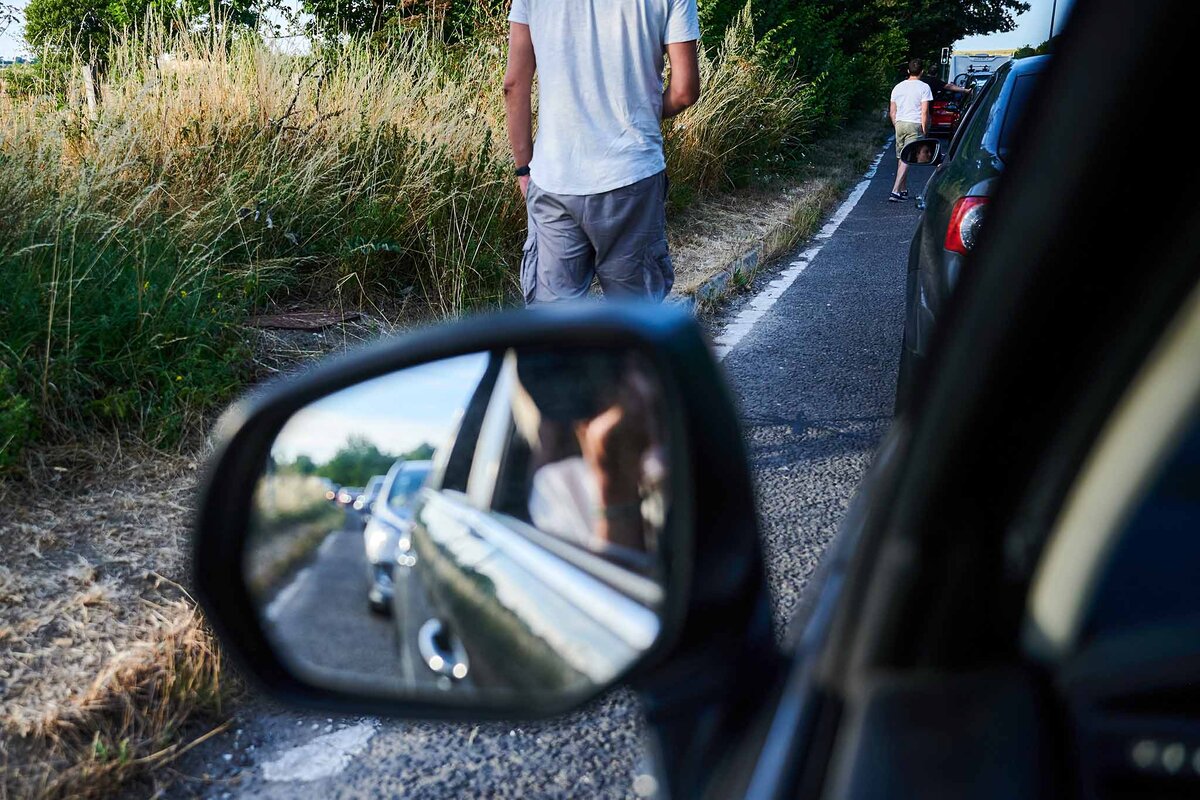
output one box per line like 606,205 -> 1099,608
0,7 -> 811,467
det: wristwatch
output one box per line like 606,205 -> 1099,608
515,165 -> 531,177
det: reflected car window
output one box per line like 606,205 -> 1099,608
387,465 -> 431,511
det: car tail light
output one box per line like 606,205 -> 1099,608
945,196 -> 989,255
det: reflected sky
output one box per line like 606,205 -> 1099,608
272,353 -> 490,463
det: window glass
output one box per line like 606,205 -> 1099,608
387,465 -> 430,512
438,354 -> 502,492
1082,412 -> 1200,642
998,74 -> 1041,161
948,73 -> 1000,161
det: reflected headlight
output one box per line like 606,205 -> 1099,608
363,521 -> 395,563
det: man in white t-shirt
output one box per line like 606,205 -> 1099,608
503,0 -> 701,304
888,58 -> 933,203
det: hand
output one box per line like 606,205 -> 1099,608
518,174 -> 530,198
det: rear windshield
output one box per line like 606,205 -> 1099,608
998,74 -> 1040,160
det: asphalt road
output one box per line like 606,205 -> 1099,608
263,514 -> 403,681
167,142 -> 920,799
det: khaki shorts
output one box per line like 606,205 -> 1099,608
894,121 -> 924,157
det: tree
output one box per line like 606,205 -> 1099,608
23,0 -> 274,66
893,0 -> 1031,65
22,0 -> 127,64
291,454 -> 318,475
1,2 -> 19,38
1014,36 -> 1056,58
695,0 -> 1029,126
300,0 -> 504,46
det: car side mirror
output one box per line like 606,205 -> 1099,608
900,137 -> 943,166
193,305 -> 773,724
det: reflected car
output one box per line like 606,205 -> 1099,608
398,350 -> 664,694
898,56 -> 1048,410
362,460 -> 431,615
336,486 -> 362,506
353,475 -> 386,514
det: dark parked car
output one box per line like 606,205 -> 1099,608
197,4 -> 1200,798
361,460 -> 430,614
897,55 -> 1048,410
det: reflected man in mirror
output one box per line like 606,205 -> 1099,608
510,351 -> 666,559
503,0 -> 701,304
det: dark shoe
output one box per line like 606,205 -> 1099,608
900,190 -> 909,199
888,191 -> 905,202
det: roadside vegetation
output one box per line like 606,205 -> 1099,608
0,7 -> 812,472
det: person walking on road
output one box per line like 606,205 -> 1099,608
503,0 -> 702,305
889,59 -> 933,203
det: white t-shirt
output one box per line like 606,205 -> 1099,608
891,78 -> 933,125
508,0 -> 700,195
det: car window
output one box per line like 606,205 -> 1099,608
947,73 -> 1001,161
435,354 -> 502,492
997,74 -> 1040,161
387,466 -> 430,511
491,423 -> 536,523
1080,411 -> 1200,643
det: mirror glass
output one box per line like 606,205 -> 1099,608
900,137 -> 941,166
244,347 -> 671,706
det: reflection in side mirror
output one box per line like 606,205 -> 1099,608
243,347 -> 671,709
900,137 -> 942,166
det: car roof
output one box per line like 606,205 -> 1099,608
1009,55 -> 1050,76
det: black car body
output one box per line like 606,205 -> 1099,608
898,55 -> 1048,408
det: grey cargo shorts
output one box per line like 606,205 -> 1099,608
520,170 -> 674,305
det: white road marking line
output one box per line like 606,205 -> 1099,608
712,141 -> 892,361
265,531 -> 339,623
261,720 -> 379,782
265,565 -> 311,623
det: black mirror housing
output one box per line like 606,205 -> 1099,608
193,304 -> 776,723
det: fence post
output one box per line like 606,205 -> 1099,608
81,64 -> 100,121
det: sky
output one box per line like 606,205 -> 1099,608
271,353 -> 489,465
956,0 -> 1076,51
3,0 -> 1078,60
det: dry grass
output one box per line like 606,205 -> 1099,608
669,113 -> 890,297
0,455 -> 232,799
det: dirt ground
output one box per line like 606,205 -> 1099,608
669,115 -> 889,296
0,113 -> 889,798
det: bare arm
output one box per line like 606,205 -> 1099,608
662,40 -> 700,119
946,81 -> 969,93
921,100 -> 930,133
889,100 -> 897,125
503,22 -> 535,196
